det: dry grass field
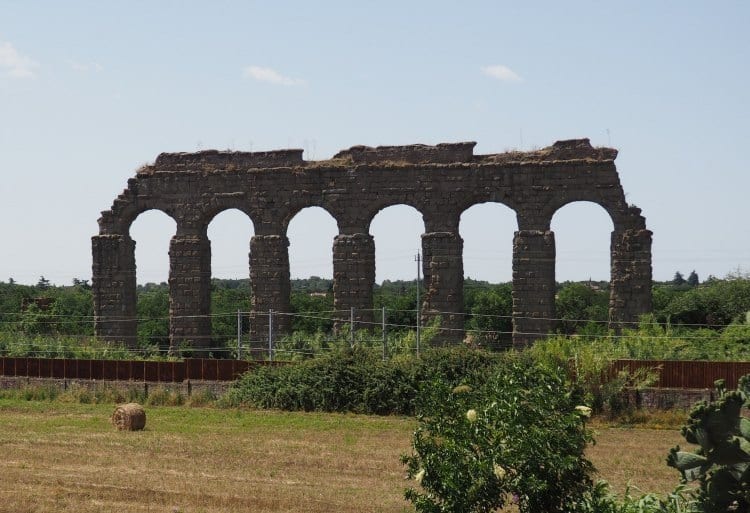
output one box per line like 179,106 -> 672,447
0,400 -> 690,513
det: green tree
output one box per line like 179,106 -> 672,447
687,270 -> 699,287
210,285 -> 251,349
661,277 -> 750,327
672,271 -> 686,286
465,285 -> 512,348
136,289 -> 169,351
403,358 -> 595,513
374,284 -> 419,333
555,282 -> 609,335
290,292 -> 334,333
49,286 -> 94,335
0,281 -> 34,332
36,276 -> 51,290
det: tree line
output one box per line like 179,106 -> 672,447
1,271 -> 749,352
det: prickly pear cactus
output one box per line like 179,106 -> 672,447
668,376 -> 750,512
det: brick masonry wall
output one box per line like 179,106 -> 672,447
93,138 -> 652,350
333,233 -> 375,327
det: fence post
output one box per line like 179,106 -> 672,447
350,307 -> 355,348
268,309 -> 273,361
236,309 -> 241,360
382,306 -> 387,360
415,252 -> 421,357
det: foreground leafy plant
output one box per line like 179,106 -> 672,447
402,358 -> 595,513
668,376 -> 750,512
575,481 -> 693,513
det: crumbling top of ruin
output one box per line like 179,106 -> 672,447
138,138 -> 617,174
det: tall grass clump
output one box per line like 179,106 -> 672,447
526,331 -> 657,414
0,332 -> 147,360
271,320 -> 441,360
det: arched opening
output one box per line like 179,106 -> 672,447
207,209 -> 255,353
551,201 -> 614,335
128,209 -> 176,353
370,205 -> 426,334
459,202 -> 517,348
286,207 -> 338,338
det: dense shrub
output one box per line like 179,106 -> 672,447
574,482 -> 692,513
402,357 -> 595,513
659,278 -> 750,328
226,346 -> 503,415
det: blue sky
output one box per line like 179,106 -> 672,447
1,1 -> 748,285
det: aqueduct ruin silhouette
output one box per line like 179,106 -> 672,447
92,139 -> 652,352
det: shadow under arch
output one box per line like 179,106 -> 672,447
551,200 -> 615,335
206,208 -> 256,356
128,208 -> 177,353
459,202 -> 518,349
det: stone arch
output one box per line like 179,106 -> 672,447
282,204 -> 341,236
551,201 -> 614,335
367,204 -> 426,337
363,201 -> 426,235
459,202 -> 518,347
539,194 -> 626,232
94,139 -> 651,349
551,201 -> 614,282
202,204 -> 255,236
369,204 -> 426,281
286,206 -> 338,337
91,208 -> 177,349
459,202 -> 518,282
128,208 -> 178,283
117,201 -> 179,237
205,208 -> 255,352
205,207 -> 256,278
286,206 -> 338,279
129,209 -> 177,352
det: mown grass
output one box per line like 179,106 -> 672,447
0,400 -> 415,513
0,399 -> 689,513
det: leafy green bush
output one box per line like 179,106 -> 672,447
574,481 -> 692,513
226,346 -> 502,415
464,284 -> 513,349
402,357 -> 595,513
659,278 -> 750,328
555,282 -> 609,335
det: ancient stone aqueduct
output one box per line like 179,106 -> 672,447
92,138 -> 652,352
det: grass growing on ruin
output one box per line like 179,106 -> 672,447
0,400 -> 688,513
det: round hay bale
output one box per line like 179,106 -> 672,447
111,403 -> 146,431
